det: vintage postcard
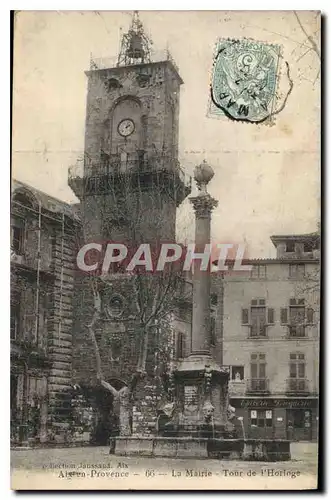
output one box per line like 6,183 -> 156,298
11,10 -> 320,490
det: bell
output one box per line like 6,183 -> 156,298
126,33 -> 144,59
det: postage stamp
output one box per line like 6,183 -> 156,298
209,38 -> 282,124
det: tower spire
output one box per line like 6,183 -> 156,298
117,11 -> 153,67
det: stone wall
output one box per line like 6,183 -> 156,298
46,219 -> 77,434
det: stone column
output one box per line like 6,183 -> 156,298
189,161 -> 218,357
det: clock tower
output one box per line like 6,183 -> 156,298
68,12 -> 191,440
69,11 -> 190,244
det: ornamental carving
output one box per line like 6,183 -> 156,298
190,194 -> 218,218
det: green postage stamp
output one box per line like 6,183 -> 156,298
210,39 -> 282,124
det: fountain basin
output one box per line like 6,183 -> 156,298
112,436 -> 291,461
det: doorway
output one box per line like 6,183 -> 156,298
90,386 -> 116,445
287,409 -> 312,441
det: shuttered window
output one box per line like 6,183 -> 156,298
177,332 -> 184,359
267,308 -> 275,324
242,308 -> 249,324
307,308 -> 314,324
281,308 -> 288,325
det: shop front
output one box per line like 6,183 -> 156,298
230,397 -> 318,442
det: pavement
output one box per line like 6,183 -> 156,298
10,442 -> 318,490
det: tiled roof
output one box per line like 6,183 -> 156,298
270,233 -> 319,247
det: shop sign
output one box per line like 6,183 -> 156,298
232,398 -> 318,409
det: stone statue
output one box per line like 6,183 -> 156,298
156,401 -> 176,436
227,404 -> 236,420
202,400 -> 215,423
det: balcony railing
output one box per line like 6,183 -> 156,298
246,378 -> 269,393
229,379 -> 246,396
69,153 -> 188,180
11,249 -> 25,265
286,378 -> 309,394
249,325 -> 267,338
11,249 -> 54,277
288,325 -> 306,338
90,49 -> 181,76
68,152 -> 192,199
11,331 -> 47,352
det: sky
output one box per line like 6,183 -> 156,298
12,11 -> 320,257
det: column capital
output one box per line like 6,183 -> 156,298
190,193 -> 218,218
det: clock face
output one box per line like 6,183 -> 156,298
118,119 -> 135,137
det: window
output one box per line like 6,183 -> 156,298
307,308 -> 314,324
11,217 -> 25,255
10,291 -> 21,340
104,77 -> 122,91
282,300 -> 312,335
251,306 -> 266,337
289,353 -> 305,378
251,299 -> 266,306
210,316 -> 216,346
37,289 -> 48,348
250,353 -> 267,390
250,265 -> 267,279
267,308 -> 275,324
242,308 -> 249,325
231,366 -> 244,381
22,286 -> 37,343
290,298 -> 305,305
289,264 -> 305,279
177,332 -> 184,359
211,293 -> 218,306
243,300 -> 274,335
250,409 -> 273,428
289,300 -> 305,337
285,241 -> 295,253
106,295 -> 124,318
287,409 -> 311,429
137,72 -> 151,88
100,150 -> 110,169
16,284 -> 48,347
281,308 -> 288,325
250,299 -> 269,337
288,353 -> 306,392
303,242 -> 313,253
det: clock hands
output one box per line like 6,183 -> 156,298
118,119 -> 135,137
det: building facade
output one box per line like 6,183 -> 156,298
10,180 -> 78,445
219,233 -> 320,442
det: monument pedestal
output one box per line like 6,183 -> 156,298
161,357 -> 235,439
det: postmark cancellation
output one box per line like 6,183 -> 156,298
209,38 -> 291,124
